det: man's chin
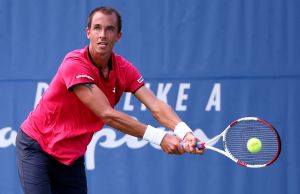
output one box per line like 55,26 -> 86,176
95,50 -> 111,57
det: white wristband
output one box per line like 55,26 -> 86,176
143,125 -> 167,145
174,122 -> 193,139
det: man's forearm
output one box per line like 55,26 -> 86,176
150,100 -> 181,130
103,109 -> 147,138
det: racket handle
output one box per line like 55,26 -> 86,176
196,142 -> 205,149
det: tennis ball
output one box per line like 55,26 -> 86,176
247,138 -> 262,153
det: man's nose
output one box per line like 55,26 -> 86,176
99,29 -> 106,38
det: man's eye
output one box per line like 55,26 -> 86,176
107,27 -> 115,32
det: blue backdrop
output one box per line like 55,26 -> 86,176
0,0 -> 299,194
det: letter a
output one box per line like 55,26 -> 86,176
205,83 -> 221,111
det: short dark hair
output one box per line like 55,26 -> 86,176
87,6 -> 122,33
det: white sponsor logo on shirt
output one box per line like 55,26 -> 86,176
76,74 -> 94,81
137,76 -> 144,83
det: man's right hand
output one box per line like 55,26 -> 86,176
160,134 -> 185,155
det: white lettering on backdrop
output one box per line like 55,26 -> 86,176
0,126 -> 209,170
0,82 -> 221,170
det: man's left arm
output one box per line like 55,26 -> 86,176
134,86 -> 203,154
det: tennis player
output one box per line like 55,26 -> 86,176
16,6 -> 203,194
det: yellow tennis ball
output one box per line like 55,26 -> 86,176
247,138 -> 262,153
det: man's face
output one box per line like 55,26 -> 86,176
86,11 -> 121,57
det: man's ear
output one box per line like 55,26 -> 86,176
86,27 -> 91,39
116,31 -> 122,42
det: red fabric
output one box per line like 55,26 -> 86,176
21,46 -> 144,165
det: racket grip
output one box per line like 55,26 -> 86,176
196,142 -> 205,149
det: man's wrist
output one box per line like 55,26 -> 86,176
143,125 -> 167,145
174,122 -> 193,139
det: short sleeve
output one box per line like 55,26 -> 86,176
126,64 -> 145,93
60,57 -> 96,90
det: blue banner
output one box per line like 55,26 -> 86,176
0,0 -> 299,194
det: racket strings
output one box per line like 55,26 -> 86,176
224,120 -> 281,166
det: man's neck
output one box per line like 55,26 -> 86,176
88,47 -> 111,70
88,46 -> 113,79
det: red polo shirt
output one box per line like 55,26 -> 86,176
21,46 -> 144,165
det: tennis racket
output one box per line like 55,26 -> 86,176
194,117 -> 281,168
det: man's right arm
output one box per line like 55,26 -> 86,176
72,83 -> 185,154
73,83 -> 146,137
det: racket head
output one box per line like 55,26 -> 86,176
223,117 -> 281,168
